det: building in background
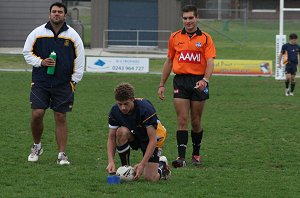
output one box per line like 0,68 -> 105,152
0,0 -> 59,47
90,0 -> 180,49
1,0 -> 300,48
0,0 -> 180,49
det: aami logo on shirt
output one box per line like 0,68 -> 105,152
178,50 -> 201,63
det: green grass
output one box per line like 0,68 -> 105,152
1,71 -> 300,197
200,19 -> 300,61
0,54 -> 31,69
1,19 -> 300,196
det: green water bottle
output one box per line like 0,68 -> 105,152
47,51 -> 56,75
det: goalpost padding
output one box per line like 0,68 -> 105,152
275,35 -> 286,80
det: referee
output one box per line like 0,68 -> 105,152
157,5 -> 216,168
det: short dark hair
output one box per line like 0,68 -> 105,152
114,83 -> 135,101
289,33 -> 298,40
182,5 -> 198,17
50,2 -> 67,14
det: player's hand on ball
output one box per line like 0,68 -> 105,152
133,163 -> 145,180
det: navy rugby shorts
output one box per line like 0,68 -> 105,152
30,82 -> 74,112
285,64 -> 297,75
129,138 -> 159,163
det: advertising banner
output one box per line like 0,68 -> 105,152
213,59 -> 272,76
86,57 -> 149,73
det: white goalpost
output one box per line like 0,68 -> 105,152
275,0 -> 300,80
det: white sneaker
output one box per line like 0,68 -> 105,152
285,89 -> 290,96
28,144 -> 43,162
57,153 -> 70,165
289,92 -> 294,96
159,156 -> 171,180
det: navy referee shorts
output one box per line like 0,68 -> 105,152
173,74 -> 209,101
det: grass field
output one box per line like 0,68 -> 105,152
1,18 -> 300,197
1,71 -> 300,197
200,19 -> 300,62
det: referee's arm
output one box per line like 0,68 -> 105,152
204,58 -> 214,81
158,57 -> 173,100
160,57 -> 173,87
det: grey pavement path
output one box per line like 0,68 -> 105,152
0,48 -> 167,59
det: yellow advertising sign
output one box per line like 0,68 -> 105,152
213,60 -> 272,76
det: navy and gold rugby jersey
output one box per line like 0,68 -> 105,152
108,98 -> 160,150
23,21 -> 85,87
281,43 -> 300,65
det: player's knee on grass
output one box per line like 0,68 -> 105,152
143,163 -> 160,182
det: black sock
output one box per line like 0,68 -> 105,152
285,80 -> 290,89
116,142 -> 130,166
158,168 -> 162,179
291,82 -> 296,92
177,130 -> 188,159
191,130 -> 203,156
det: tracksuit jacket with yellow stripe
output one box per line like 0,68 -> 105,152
23,21 -> 85,87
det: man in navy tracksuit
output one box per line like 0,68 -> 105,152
23,2 -> 85,165
279,33 -> 300,96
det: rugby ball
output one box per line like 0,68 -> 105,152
116,165 -> 135,182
